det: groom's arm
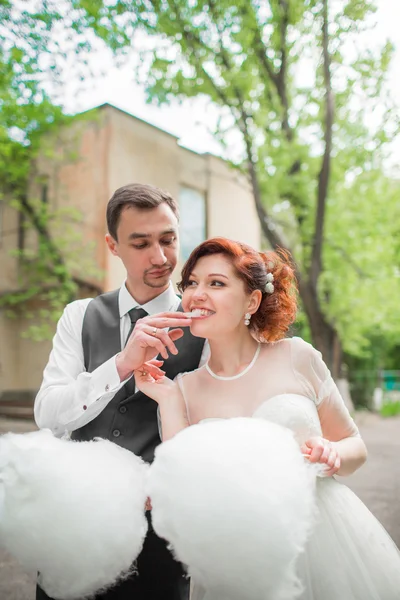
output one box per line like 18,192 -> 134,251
34,299 -> 130,436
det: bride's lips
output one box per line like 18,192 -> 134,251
187,308 -> 216,319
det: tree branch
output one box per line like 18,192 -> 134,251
237,4 -> 279,96
0,276 -> 101,302
168,1 -> 234,109
275,0 -> 292,140
241,1 -> 302,189
206,0 -> 255,119
326,240 -> 367,278
238,117 -> 305,288
170,2 -> 301,278
199,2 -> 298,261
310,0 -> 334,289
17,193 -> 76,303
238,1 -> 293,139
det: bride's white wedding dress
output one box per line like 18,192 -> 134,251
1,337 -> 399,599
175,337 -> 400,600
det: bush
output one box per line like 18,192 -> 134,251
380,401 -> 400,418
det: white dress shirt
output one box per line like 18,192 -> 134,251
34,283 -> 209,437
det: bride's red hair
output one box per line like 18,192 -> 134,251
178,237 -> 298,342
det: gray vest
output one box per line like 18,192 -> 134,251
71,290 -> 205,462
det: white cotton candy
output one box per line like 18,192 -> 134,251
148,418 -> 317,600
0,429 -> 148,600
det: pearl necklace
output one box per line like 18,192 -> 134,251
205,343 -> 261,381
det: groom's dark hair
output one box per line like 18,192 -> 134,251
107,183 -> 179,240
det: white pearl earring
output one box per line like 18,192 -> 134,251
244,313 -> 251,326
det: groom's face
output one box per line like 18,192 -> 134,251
106,204 -> 179,294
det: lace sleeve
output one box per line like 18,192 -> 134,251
175,373 -> 192,425
291,337 -> 360,441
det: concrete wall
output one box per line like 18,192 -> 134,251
0,311 -> 52,395
0,201 -> 20,293
206,155 -> 260,247
0,314 -> 19,392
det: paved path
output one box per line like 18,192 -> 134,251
0,414 -> 399,599
0,420 -> 38,600
338,411 -> 400,546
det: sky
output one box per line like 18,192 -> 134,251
59,0 -> 400,160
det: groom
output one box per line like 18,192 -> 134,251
34,183 -> 207,600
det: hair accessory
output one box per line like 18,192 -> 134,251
265,273 -> 274,294
244,313 -> 251,326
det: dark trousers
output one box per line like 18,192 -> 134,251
36,513 -> 189,600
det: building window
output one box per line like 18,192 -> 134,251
179,187 -> 207,261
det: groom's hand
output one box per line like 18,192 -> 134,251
116,312 -> 192,381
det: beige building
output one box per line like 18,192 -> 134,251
0,103 -> 260,417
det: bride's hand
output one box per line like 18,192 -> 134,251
301,436 -> 341,477
134,360 -> 179,404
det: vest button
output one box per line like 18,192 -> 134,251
119,406 -> 127,414
112,429 -> 121,438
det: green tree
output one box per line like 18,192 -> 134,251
0,1 -> 112,338
2,0 -> 399,367
75,0 -> 400,376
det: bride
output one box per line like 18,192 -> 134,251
135,236 -> 400,600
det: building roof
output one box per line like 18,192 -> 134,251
86,102 -> 181,141
81,102 -> 227,163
